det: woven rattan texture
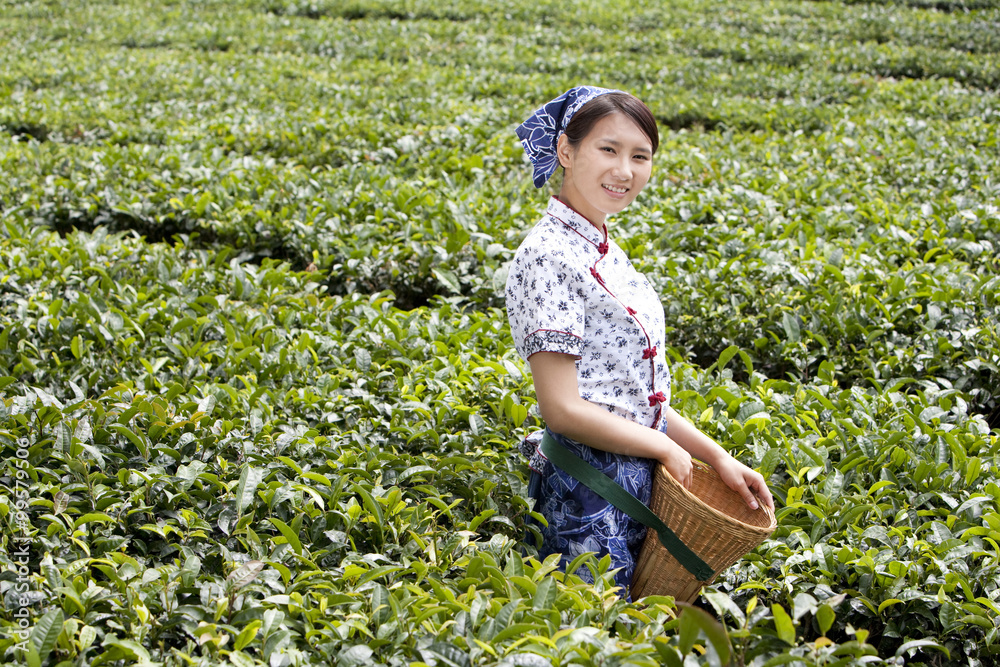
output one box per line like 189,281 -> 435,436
631,461 -> 776,602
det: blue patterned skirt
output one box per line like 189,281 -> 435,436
526,428 -> 655,599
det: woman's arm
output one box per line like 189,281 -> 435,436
529,351 -> 694,487
662,405 -> 774,510
529,351 -> 773,509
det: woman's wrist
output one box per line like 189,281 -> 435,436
699,441 -> 732,467
663,408 -> 731,466
655,432 -> 684,464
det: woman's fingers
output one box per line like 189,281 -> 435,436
661,439 -> 693,489
738,471 -> 774,511
749,472 -> 775,510
666,460 -> 690,487
675,455 -> 692,488
738,481 -> 760,511
680,459 -> 693,489
716,459 -> 774,511
721,467 -> 759,509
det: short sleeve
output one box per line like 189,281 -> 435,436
505,242 -> 585,361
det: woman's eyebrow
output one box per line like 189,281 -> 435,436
600,138 -> 652,155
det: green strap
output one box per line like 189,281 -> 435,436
539,431 -> 714,582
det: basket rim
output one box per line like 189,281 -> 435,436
653,460 -> 777,534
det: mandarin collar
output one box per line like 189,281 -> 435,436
546,197 -> 607,247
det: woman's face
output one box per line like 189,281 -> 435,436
556,112 -> 653,227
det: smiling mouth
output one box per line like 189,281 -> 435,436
604,184 -> 629,194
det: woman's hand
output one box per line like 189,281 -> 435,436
713,456 -> 774,511
658,437 -> 693,489
659,406 -> 773,511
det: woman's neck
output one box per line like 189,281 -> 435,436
555,192 -> 606,229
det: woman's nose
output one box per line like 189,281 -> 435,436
612,157 -> 632,180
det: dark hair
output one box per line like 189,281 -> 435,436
564,92 -> 659,155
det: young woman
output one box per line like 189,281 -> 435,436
506,86 -> 774,597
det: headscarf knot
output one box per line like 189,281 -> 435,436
515,86 -> 621,188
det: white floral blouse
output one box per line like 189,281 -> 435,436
505,197 -> 671,433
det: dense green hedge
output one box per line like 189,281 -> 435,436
2,0 -> 999,665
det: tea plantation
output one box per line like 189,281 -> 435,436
1,0 -> 999,665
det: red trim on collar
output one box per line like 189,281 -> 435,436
551,196 -> 607,240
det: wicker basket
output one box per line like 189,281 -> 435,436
631,461 -> 776,602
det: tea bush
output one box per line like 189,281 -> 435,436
1,0 -> 999,665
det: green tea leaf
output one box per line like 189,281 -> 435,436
228,560 -> 264,591
676,604 -> 731,663
235,465 -> 263,516
895,639 -> 950,659
233,620 -> 261,651
432,268 -> 462,295
29,609 -> 64,664
816,603 -> 835,636
339,645 -> 374,667
781,312 -> 801,343
716,345 -> 739,372
532,576 -> 556,610
772,604 -> 795,645
268,517 -> 303,555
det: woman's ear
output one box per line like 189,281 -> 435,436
556,133 -> 574,169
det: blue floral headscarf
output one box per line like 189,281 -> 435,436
515,86 -> 622,188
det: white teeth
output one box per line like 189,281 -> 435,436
605,185 -> 628,194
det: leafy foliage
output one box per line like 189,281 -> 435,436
1,0 -> 999,665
